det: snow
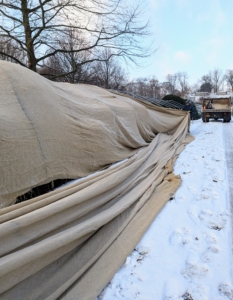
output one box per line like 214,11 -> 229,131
188,92 -> 233,104
97,119 -> 233,300
205,94 -> 232,99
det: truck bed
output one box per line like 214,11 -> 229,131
201,97 -> 232,122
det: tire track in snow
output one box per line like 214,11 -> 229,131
223,121 -> 233,257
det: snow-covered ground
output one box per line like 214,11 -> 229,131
98,119 -> 233,300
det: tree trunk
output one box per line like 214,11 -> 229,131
21,0 -> 37,71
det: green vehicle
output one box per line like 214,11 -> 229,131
201,96 -> 232,123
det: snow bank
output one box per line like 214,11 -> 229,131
98,119 -> 233,300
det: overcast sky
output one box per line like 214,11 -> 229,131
129,0 -> 233,85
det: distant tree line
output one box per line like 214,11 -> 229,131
198,68 -> 233,93
125,72 -> 190,99
124,68 -> 233,100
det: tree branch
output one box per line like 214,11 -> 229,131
0,51 -> 27,66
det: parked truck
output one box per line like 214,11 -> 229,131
201,96 -> 232,122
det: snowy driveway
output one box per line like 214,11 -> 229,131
98,119 -> 233,300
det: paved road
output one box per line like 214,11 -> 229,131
223,121 -> 233,254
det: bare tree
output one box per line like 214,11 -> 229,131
135,78 -> 147,96
177,72 -> 189,96
191,82 -> 200,94
148,77 -> 161,98
0,37 -> 26,63
209,68 -> 223,92
160,82 -> 170,98
124,80 -> 136,94
124,76 -> 161,98
165,73 -> 178,94
39,29 -> 93,83
224,69 -> 233,91
89,48 -> 127,89
0,0 -> 152,78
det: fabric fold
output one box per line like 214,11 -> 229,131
0,61 -> 193,299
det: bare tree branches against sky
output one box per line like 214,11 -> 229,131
0,0 -> 153,75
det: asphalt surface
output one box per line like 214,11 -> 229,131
223,120 -> 233,254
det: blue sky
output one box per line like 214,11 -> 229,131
129,0 -> 233,85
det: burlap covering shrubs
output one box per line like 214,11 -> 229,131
0,61 -> 193,299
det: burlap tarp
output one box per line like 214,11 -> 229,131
0,61 -> 193,299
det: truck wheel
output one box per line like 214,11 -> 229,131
201,113 -> 205,122
206,118 -> 209,122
